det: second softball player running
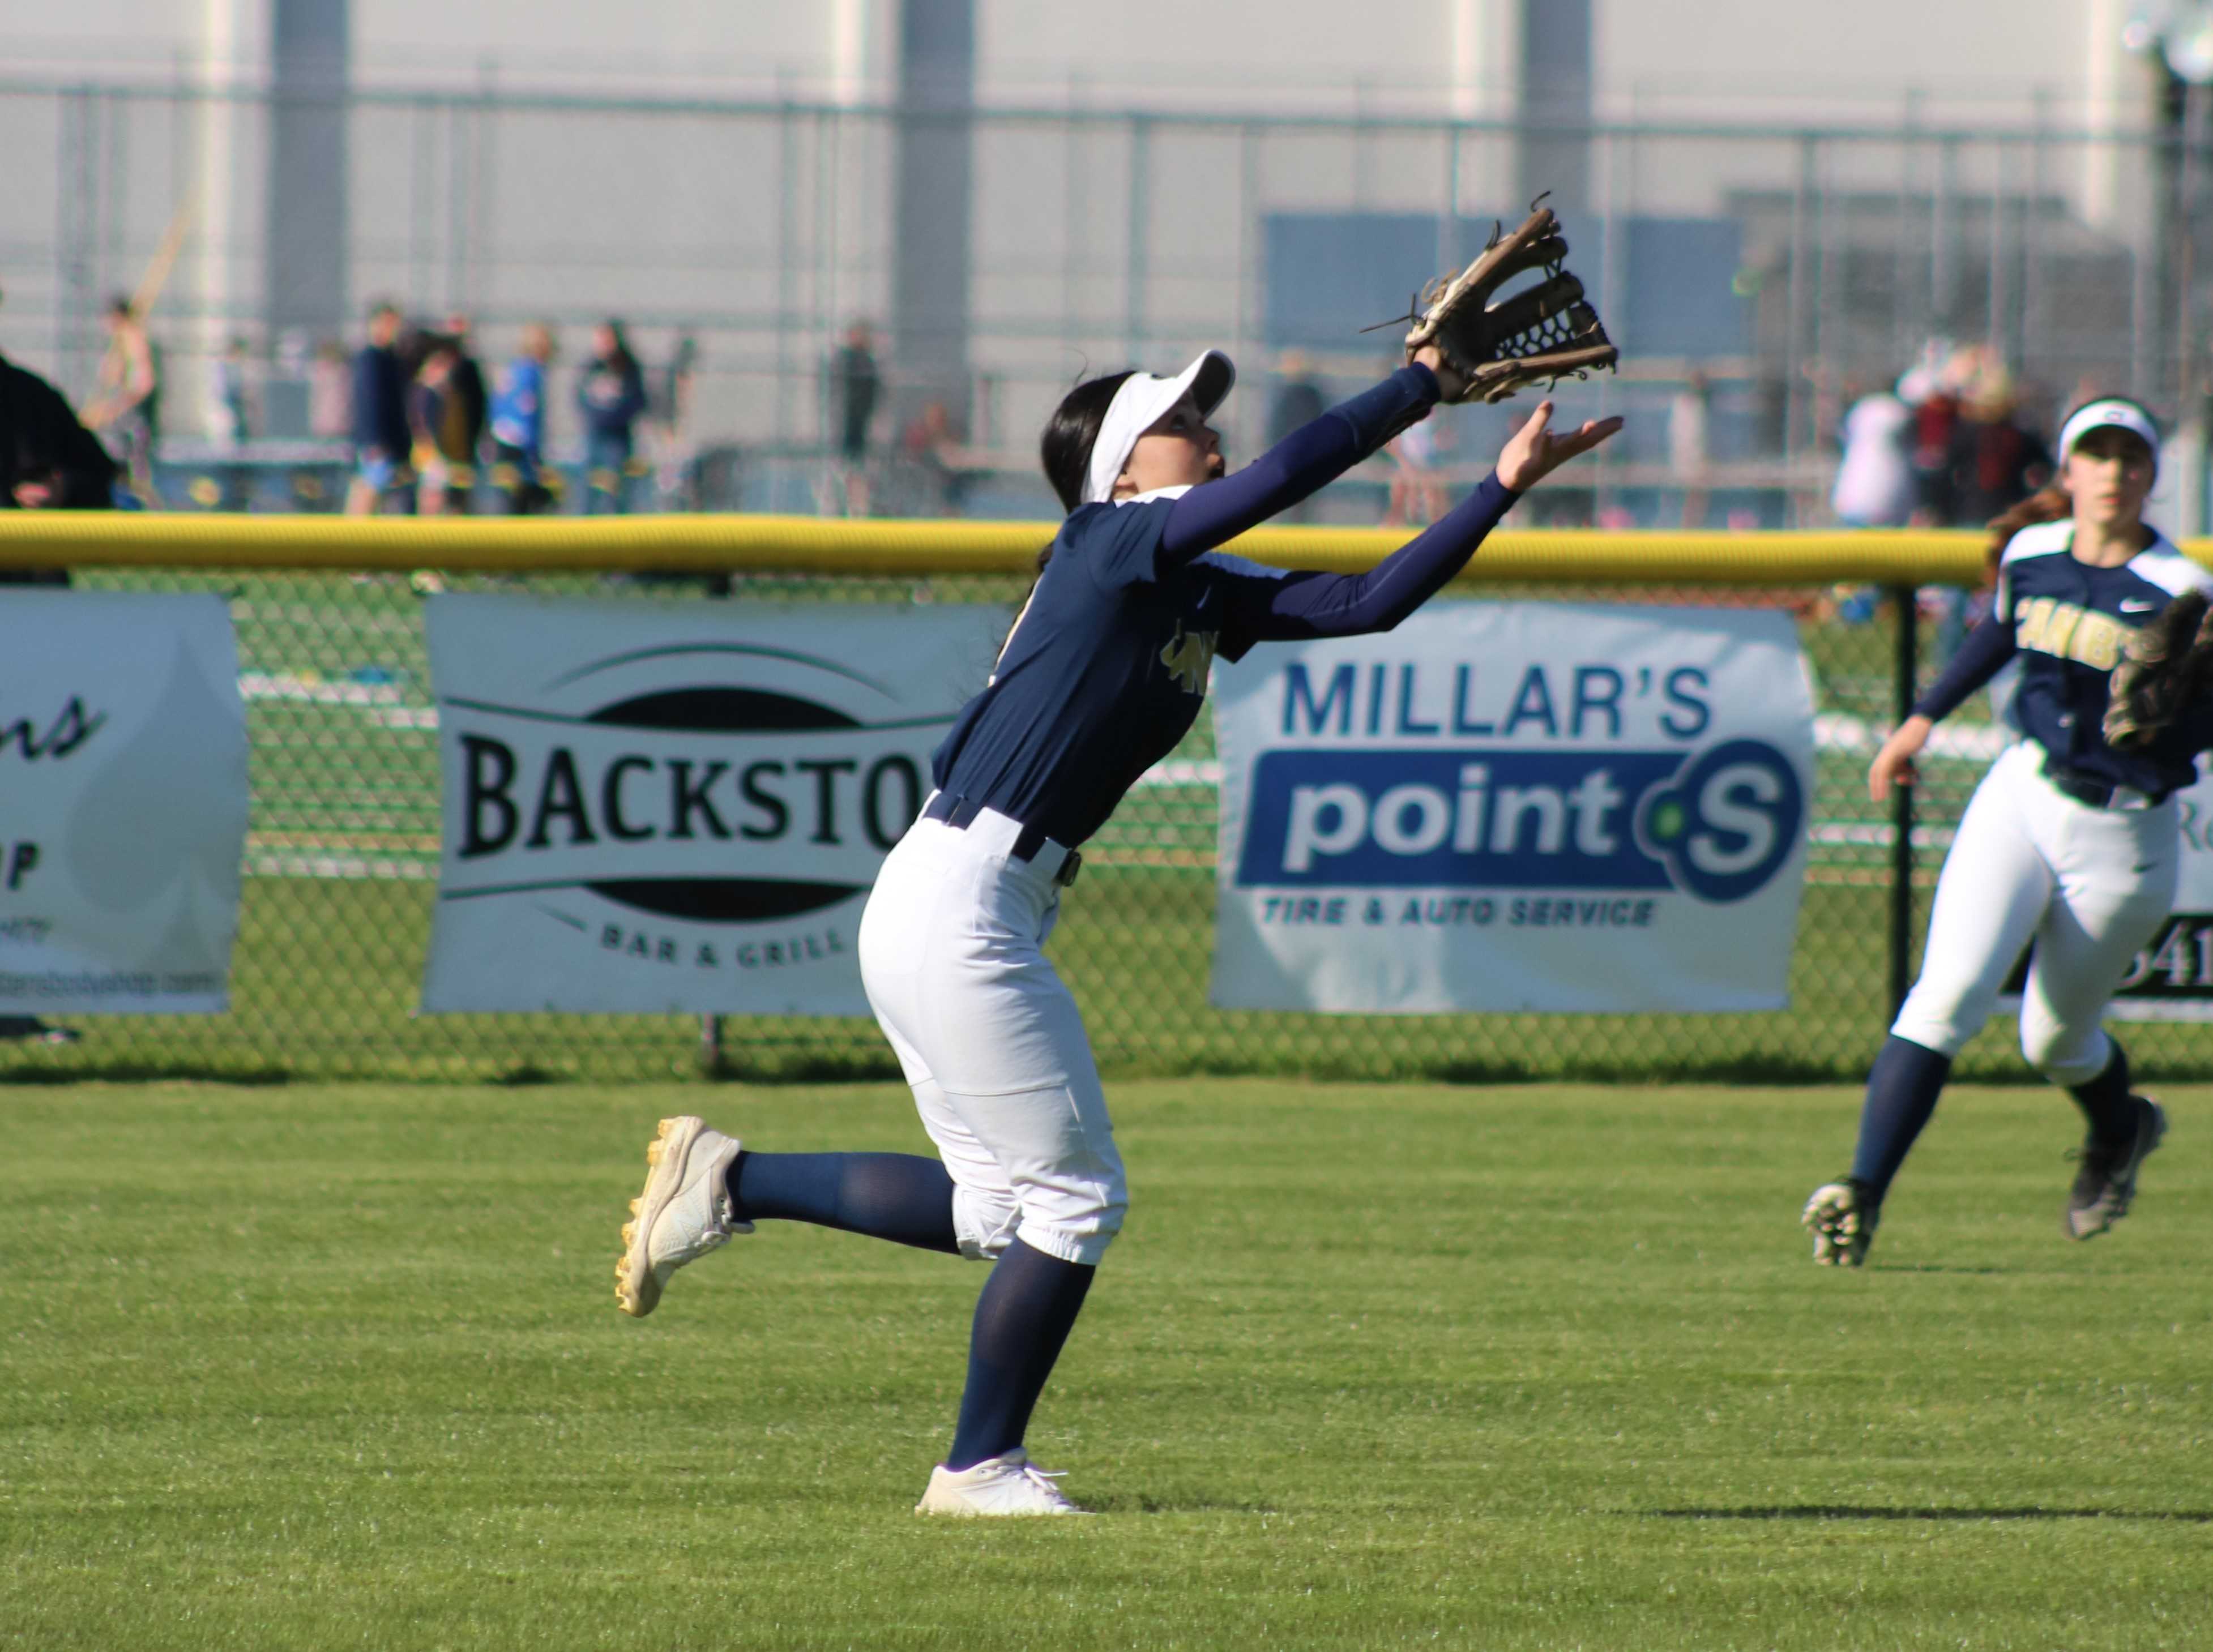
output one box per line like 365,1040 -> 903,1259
1805,397 -> 2209,1266
615,346 -> 1618,1513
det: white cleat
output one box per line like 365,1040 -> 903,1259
614,1115 -> 747,1317
1802,1177 -> 1880,1267
915,1450 -> 1091,1517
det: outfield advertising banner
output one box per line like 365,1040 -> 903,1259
0,591 -> 246,1014
1208,602 -> 1815,1013
420,596 -> 1001,1014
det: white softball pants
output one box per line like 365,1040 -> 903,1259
1891,742 -> 2179,1084
856,801 -> 1127,1266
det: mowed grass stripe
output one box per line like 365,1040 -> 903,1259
2,1078 -> 2208,1650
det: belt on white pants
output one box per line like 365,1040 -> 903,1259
919,791 -> 1083,887
2033,747 -> 2170,812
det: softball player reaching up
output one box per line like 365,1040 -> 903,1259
1805,398 -> 2212,1266
615,348 -> 1618,1514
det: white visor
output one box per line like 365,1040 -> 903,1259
1080,350 -> 1236,506
2058,399 -> 2160,478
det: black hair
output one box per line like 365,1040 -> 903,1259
599,319 -> 640,380
995,369 -> 1137,662
1040,370 -> 1135,515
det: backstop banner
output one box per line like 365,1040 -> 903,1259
0,590 -> 246,1015
418,595 -> 1001,1015
1208,601 -> 1816,1013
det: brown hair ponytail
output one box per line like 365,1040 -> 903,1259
1984,483 -> 2070,579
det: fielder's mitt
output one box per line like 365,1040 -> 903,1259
1385,203 -> 1618,405
2103,588 -> 2213,750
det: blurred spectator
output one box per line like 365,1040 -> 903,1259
1382,418 -> 1446,528
1831,382 -> 1917,528
1947,363 -> 2051,529
345,301 -> 412,516
1268,352 -> 1327,523
656,332 -> 699,439
1936,359 -> 2049,660
307,339 -> 352,439
653,332 -> 702,511
208,335 -> 254,510
0,340 -> 111,1047
82,294 -> 160,502
1898,340 -> 1976,527
1,345 -> 116,534
1825,373 -> 1919,631
830,322 -> 880,515
209,336 -> 253,444
577,319 -> 647,515
442,313 -> 488,507
408,333 -> 467,517
902,399 -> 975,516
489,322 -> 557,516
1669,369 -> 1712,528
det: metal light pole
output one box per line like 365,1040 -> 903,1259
2127,3 -> 2213,529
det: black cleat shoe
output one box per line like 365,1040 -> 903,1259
2065,1097 -> 2167,1241
1802,1176 -> 1881,1266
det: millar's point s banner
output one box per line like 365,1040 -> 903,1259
420,596 -> 1002,1015
0,591 -> 247,1014
1209,602 -> 1815,1013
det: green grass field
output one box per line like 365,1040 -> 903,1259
6,1077 -> 2209,1650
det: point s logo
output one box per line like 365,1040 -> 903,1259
1234,739 -> 1801,904
439,643 -> 946,926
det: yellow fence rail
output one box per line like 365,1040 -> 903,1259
0,510 -> 2107,587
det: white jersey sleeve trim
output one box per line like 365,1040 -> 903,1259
2126,538 -> 2213,599
1994,519 -> 2073,623
1996,519 -> 2073,568
1113,483 -> 1196,507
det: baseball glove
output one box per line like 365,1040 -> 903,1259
1386,203 -> 1618,405
2103,588 -> 2213,750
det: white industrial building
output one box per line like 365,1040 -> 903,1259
0,1 -> 2198,520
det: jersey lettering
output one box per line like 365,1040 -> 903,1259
1160,624 -> 1217,696
2015,596 -> 2127,672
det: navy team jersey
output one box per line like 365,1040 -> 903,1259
933,502 -> 1275,848
929,366 -> 1519,849
1915,518 -> 2213,797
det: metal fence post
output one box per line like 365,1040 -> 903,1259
1888,583 -> 1919,1020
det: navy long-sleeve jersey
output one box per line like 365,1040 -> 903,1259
1912,518 -> 2213,796
351,343 -> 409,457
931,365 -> 1520,849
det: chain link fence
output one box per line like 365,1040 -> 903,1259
5,78 -> 2208,532
8,559 -> 2208,1087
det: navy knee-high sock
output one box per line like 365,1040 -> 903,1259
945,1237 -> 1095,1471
2067,1041 -> 2138,1144
725,1152 -> 959,1255
1849,1035 -> 1954,1202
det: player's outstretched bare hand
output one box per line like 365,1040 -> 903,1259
1496,400 -> 1624,493
1868,714 -> 1933,802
